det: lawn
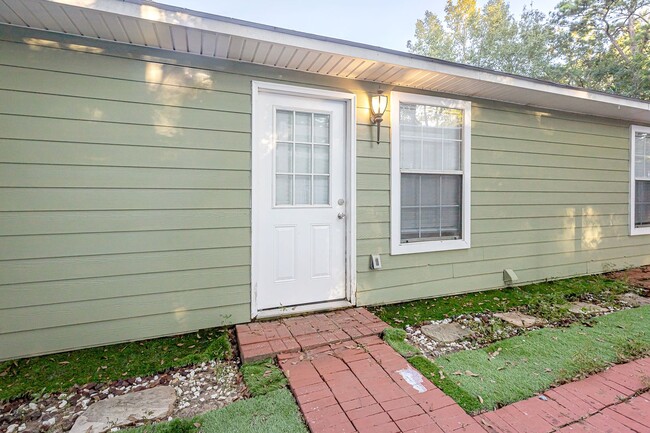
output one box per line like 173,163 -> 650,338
121,389 -> 307,433
371,275 -> 631,328
240,358 -> 288,397
409,306 -> 650,413
0,329 -> 231,402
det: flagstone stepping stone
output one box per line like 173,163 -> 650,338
568,302 -> 608,315
420,322 -> 472,343
70,386 -> 177,433
618,292 -> 650,307
494,311 -> 546,328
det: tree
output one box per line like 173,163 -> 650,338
552,0 -> 650,99
408,0 -> 650,99
407,0 -> 557,79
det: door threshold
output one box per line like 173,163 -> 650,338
255,300 -> 353,319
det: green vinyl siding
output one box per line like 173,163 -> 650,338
0,25 -> 648,360
355,101 -> 645,305
0,29 -> 257,360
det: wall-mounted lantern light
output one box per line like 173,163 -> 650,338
370,90 -> 388,144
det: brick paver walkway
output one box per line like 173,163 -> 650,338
236,308 -> 650,433
236,308 -> 388,362
279,335 -> 485,433
474,358 -> 650,433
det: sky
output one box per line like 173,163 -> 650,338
161,1 -> 558,51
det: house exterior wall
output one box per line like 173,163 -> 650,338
0,26 -> 647,361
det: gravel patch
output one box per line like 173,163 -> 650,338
405,292 -> 648,360
0,360 -> 246,433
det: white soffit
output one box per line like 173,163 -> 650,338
0,0 -> 649,123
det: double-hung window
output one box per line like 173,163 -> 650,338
390,92 -> 471,254
631,125 -> 650,235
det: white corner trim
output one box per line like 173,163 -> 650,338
250,81 -> 357,319
630,124 -> 650,236
389,91 -> 472,255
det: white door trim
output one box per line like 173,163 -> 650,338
251,81 -> 357,319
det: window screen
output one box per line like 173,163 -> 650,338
399,103 -> 463,242
635,131 -> 650,227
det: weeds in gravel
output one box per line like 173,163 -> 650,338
525,297 -> 572,324
0,330 -> 232,402
372,275 -> 632,328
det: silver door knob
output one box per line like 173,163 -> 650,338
338,212 -> 346,219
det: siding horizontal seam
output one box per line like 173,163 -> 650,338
0,186 -> 251,191
0,262 -> 250,288
0,207 -> 252,213
0,225 -> 251,237
0,61 -> 253,96
0,282 -> 250,312
471,146 -> 626,161
473,104 -> 628,137
0,113 -> 251,134
358,229 -> 632,243
0,302 -> 251,338
0,140 -> 252,156
0,87 -> 252,115
0,135 -> 250,151
0,243 -> 252,262
472,162 -> 627,172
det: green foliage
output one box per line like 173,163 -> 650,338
138,418 -> 199,433
408,355 -> 482,413
552,0 -> 650,99
382,328 -> 420,358
200,389 -> 308,433
408,0 -> 557,79
123,389 -> 308,433
241,358 -> 287,397
0,329 -> 232,402
408,0 -> 650,99
418,306 -> 650,413
371,275 -> 630,328
525,295 -> 572,323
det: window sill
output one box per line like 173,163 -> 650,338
390,238 -> 470,255
630,226 -> 650,236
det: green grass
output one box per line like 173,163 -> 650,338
410,306 -> 650,413
241,358 -> 287,397
124,389 -> 307,433
371,275 -> 631,327
0,329 -> 232,402
382,328 -> 420,358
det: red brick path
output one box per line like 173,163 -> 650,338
474,358 -> 650,433
236,308 -> 650,433
279,335 -> 486,433
236,308 -> 388,362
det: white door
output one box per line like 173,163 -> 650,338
254,88 -> 349,312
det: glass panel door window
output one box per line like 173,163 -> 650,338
390,92 -> 471,254
275,110 -> 331,206
632,126 -> 650,234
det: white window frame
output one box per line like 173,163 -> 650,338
390,92 -> 471,255
630,125 -> 650,236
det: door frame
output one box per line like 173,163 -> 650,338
251,81 -> 357,319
